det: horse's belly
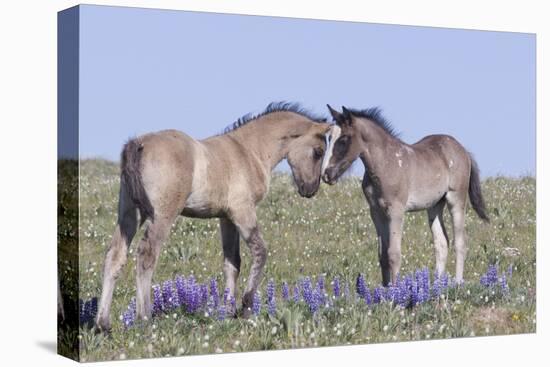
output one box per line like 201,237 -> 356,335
405,190 -> 446,212
182,193 -> 223,218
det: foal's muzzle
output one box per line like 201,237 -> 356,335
323,161 -> 352,185
322,167 -> 338,185
297,181 -> 319,198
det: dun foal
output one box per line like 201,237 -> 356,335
322,105 -> 489,286
96,102 -> 330,331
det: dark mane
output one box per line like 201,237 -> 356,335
223,101 -> 327,134
348,107 -> 401,139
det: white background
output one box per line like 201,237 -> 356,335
0,0 -> 546,366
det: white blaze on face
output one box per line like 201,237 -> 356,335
321,125 -> 342,174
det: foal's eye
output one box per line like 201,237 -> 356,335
335,136 -> 349,153
313,147 -> 324,160
336,137 -> 347,147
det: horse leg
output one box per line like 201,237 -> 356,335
220,217 -> 241,315
231,209 -> 266,317
135,216 -> 174,321
370,207 -> 391,286
427,199 -> 449,278
96,182 -> 138,331
446,191 -> 468,283
387,212 -> 404,285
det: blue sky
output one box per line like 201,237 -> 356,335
76,5 -> 535,177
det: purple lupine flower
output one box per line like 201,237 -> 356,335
413,271 -> 425,303
267,298 -> 277,315
404,275 -> 413,291
267,279 -> 275,301
301,277 -> 313,302
480,274 -> 490,287
267,279 -> 277,316
79,298 -> 97,325
152,284 -> 163,315
394,277 -> 403,306
83,300 -> 93,324
415,269 -> 423,287
411,280 -> 419,306
175,275 -> 186,307
292,284 -> 300,303
302,277 -> 319,313
90,297 -> 98,320
391,276 -> 400,304
421,268 -> 431,301
314,283 -> 325,309
356,274 -> 367,300
217,304 -> 226,321
333,277 -> 341,298
229,294 -> 236,314
200,283 -> 209,307
186,276 -> 200,313
210,278 -> 220,307
162,280 -> 176,310
183,276 -> 193,310
386,286 -> 396,303
487,264 -> 499,285
364,285 -> 372,305
507,264 -> 513,279
416,287 -> 425,305
373,286 -> 383,304
440,273 -> 449,290
206,292 -> 216,314
282,281 -> 290,302
398,275 -> 412,307
317,275 -> 325,293
83,299 -> 92,321
190,284 -> 200,313
252,291 -> 261,316
223,287 -> 230,305
122,311 -> 134,329
122,297 -> 136,329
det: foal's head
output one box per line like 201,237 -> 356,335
322,105 -> 363,185
286,121 -> 332,198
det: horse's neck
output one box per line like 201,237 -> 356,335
229,114 -> 306,172
358,120 -> 403,174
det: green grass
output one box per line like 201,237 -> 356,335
62,159 -> 535,361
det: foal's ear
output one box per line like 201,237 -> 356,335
327,104 -> 345,125
341,106 -> 353,125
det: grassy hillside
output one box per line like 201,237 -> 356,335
63,159 -> 535,361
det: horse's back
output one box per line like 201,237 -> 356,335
412,134 -> 469,170
131,129 -> 270,218
201,134 -> 271,205
138,129 -> 197,172
413,134 -> 464,152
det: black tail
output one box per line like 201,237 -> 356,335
121,139 -> 154,223
468,153 -> 490,223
